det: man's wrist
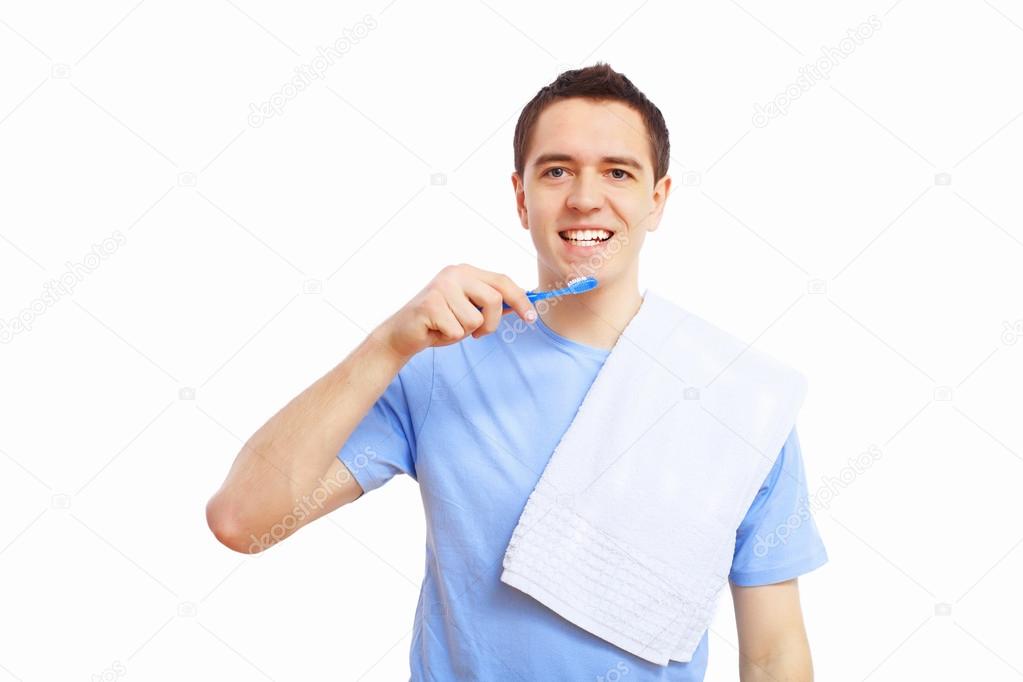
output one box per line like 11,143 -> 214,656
364,322 -> 413,369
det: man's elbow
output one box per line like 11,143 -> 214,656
740,645 -> 813,682
206,495 -> 265,555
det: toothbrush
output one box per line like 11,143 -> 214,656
489,275 -> 599,310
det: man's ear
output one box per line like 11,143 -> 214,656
511,172 -> 529,230
645,174 -> 672,234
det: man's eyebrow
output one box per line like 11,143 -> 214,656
532,153 -> 645,171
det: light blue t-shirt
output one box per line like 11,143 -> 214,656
338,311 -> 828,681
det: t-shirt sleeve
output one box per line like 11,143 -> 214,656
336,347 -> 434,495
729,424 -> 828,586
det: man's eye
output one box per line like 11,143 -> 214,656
542,167 -> 630,179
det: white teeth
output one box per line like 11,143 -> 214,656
560,229 -> 611,242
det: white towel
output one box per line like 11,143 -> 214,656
500,288 -> 808,665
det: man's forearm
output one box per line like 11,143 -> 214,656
206,327 -> 409,548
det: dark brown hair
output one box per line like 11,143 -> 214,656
513,62 -> 670,182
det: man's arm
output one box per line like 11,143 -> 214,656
731,578 -> 814,681
205,329 -> 409,554
205,265 -> 536,555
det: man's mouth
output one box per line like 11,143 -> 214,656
558,228 -> 613,246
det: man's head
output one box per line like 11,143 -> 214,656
512,63 -> 671,291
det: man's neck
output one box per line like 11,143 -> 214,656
535,277 -> 644,351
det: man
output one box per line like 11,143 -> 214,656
206,63 -> 827,681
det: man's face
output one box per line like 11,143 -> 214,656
512,97 -> 671,289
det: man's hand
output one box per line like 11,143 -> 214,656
731,578 -> 814,681
375,263 -> 536,359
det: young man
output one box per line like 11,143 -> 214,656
207,63 -> 827,681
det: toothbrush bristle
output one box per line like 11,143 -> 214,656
565,276 -> 598,293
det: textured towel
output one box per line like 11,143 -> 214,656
499,288 -> 808,665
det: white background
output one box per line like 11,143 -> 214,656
2,1 -> 1022,680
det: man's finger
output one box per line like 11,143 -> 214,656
475,270 -> 536,323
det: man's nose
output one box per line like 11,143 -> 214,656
566,170 -> 604,213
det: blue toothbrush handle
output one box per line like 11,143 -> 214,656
501,291 -> 539,310
483,278 -> 597,311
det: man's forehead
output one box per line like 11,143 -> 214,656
528,99 -> 651,169
538,96 -> 641,122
